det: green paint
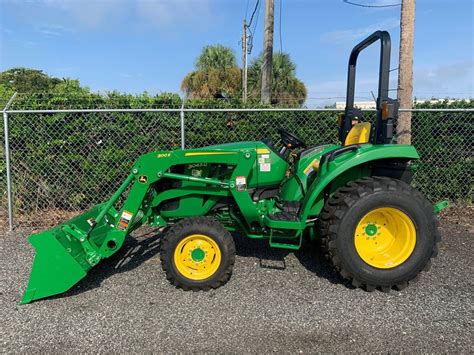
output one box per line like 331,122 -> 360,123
365,224 -> 378,236
21,31 -> 442,304
433,200 -> 449,214
21,140 -> 423,304
191,248 -> 205,262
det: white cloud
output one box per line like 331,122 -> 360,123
305,61 -> 473,107
36,23 -> 74,36
37,0 -> 212,30
136,0 -> 212,29
40,0 -> 127,29
414,61 -> 474,98
321,17 -> 399,44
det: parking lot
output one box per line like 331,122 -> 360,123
1,210 -> 473,353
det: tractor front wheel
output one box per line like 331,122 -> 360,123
160,217 -> 236,291
319,177 -> 441,291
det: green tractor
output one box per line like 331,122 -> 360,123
21,31 -> 447,304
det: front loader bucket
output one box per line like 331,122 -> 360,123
20,203 -> 121,304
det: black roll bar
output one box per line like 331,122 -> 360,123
340,30 -> 395,145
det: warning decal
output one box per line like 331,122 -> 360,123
258,153 -> 271,172
303,159 -> 320,176
236,176 -> 247,191
117,210 -> 133,231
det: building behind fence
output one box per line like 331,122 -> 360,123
1,101 -> 473,230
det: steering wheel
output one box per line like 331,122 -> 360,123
277,128 -> 307,149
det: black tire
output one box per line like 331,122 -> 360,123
319,176 -> 441,292
160,216 -> 236,291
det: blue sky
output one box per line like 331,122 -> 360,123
0,0 -> 473,106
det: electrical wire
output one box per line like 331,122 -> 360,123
247,0 -> 262,55
247,0 -> 260,28
342,0 -> 400,8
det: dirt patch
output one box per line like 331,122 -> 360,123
0,209 -> 80,233
439,204 -> 474,232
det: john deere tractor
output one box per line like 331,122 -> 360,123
21,31 -> 447,304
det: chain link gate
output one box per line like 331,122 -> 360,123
1,102 -> 473,230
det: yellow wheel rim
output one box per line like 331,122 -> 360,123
173,234 -> 221,280
354,207 -> 416,269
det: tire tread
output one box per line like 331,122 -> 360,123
319,176 -> 441,292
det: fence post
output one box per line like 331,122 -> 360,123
180,101 -> 185,150
3,92 -> 18,231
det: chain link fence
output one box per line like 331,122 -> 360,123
1,105 -> 473,230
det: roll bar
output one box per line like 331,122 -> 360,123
340,30 -> 398,145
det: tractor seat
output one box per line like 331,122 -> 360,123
345,122 -> 371,145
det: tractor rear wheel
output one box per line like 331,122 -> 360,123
319,176 -> 441,291
160,217 -> 236,291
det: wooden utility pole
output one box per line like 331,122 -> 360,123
261,0 -> 274,104
397,0 -> 416,144
242,20 -> 248,103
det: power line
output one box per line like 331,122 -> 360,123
247,0 -> 262,55
247,0 -> 260,28
342,0 -> 400,8
244,0 -> 250,19
251,0 -> 262,36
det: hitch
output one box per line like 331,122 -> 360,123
433,200 -> 449,214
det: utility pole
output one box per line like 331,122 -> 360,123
242,20 -> 248,103
261,0 -> 274,104
397,0 -> 415,144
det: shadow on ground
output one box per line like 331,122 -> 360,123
40,229 -> 350,303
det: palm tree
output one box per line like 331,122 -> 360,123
195,45 -> 238,71
248,52 -> 307,106
181,45 -> 241,99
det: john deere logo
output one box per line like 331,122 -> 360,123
138,175 -> 148,184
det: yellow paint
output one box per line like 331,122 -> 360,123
173,234 -> 221,280
257,148 -> 270,154
303,159 -> 320,175
184,152 -> 238,156
354,207 -> 417,269
157,153 -> 171,158
345,122 -> 371,145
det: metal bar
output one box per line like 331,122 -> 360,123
94,172 -> 135,226
2,92 -> 18,231
5,107 -> 472,114
5,108 -> 184,114
180,101 -> 185,150
399,108 -> 474,112
184,108 -> 346,112
162,172 -> 229,187
5,108 -> 345,114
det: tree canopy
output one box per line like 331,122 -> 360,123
181,45 -> 241,100
195,44 -> 238,71
248,52 -> 307,105
0,67 -> 62,93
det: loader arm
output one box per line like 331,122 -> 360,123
21,147 -> 263,304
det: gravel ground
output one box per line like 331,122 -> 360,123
1,214 -> 473,353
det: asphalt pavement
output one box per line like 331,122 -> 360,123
1,216 -> 472,353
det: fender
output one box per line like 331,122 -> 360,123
300,144 -> 419,221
